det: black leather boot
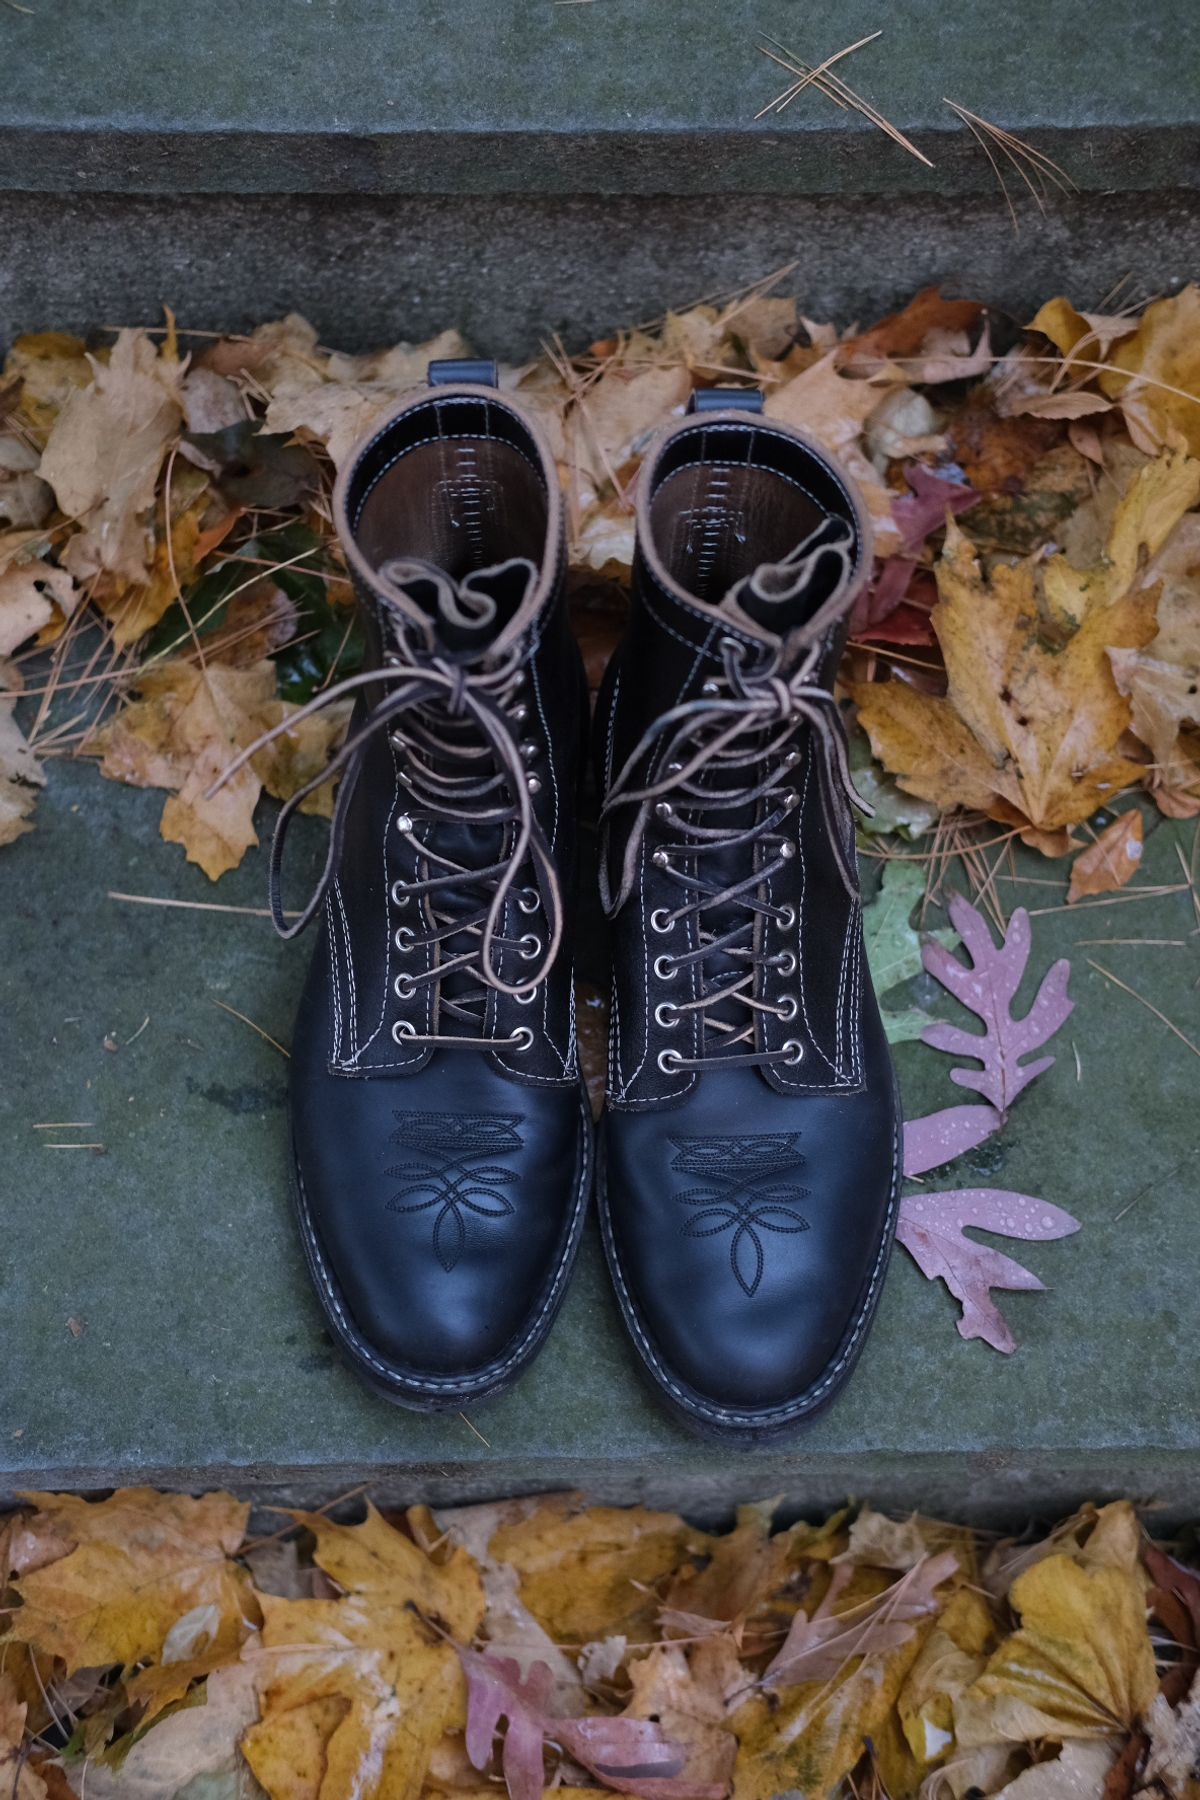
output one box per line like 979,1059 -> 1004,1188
595,390 -> 901,1442
235,364 -> 592,1411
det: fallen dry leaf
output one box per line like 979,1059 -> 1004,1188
0,664 -> 45,845
992,1738 -> 1117,1800
65,1661 -> 260,1800
0,559 -> 79,655
764,1552 -> 959,1687
38,330 -> 183,584
458,1646 -> 719,1800
956,1552 -> 1158,1745
0,1674 -> 48,1800
487,1497 -> 707,1646
9,1488 -> 252,1675
263,326 -> 470,469
97,659 -> 348,878
241,1504 -> 484,1800
1139,1670 -> 1200,1800
1096,285 -> 1200,456
848,495 -> 1164,843
1067,812 -> 1144,901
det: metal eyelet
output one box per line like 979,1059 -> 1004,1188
393,974 -> 416,1000
650,908 -> 675,935
777,995 -> 799,1022
654,1001 -> 679,1029
394,927 -> 415,953
701,677 -> 721,697
776,950 -> 797,977
666,760 -> 682,776
511,1026 -> 534,1053
653,954 -> 677,980
510,702 -> 529,724
391,1020 -> 416,1043
518,933 -> 542,960
527,774 -> 542,794
778,788 -> 799,811
657,1048 -> 684,1074
520,741 -> 538,763
390,881 -> 410,907
652,849 -> 670,868
778,840 -> 796,861
775,904 -> 796,931
782,1039 -> 805,1065
517,887 -> 540,915
514,984 -> 539,1005
654,801 -> 673,820
783,748 -> 801,769
395,812 -> 414,834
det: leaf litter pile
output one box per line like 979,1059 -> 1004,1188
4,1487 -> 1200,1800
4,288 -> 1200,1795
4,281 -> 1200,867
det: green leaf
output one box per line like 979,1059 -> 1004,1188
863,859 -> 958,1044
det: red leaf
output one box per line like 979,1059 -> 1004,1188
897,1187 -> 1081,1354
903,1104 -> 1000,1178
458,1647 -> 725,1800
920,898 -> 1073,1115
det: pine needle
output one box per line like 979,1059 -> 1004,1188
943,99 -> 1076,231
757,35 -> 934,168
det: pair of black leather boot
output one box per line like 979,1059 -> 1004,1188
247,361 -> 901,1443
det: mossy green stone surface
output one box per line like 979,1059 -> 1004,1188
2,760 -> 1197,1520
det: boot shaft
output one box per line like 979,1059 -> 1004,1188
597,395 -> 875,1107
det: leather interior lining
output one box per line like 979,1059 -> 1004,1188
649,461 -> 826,606
356,438 -> 548,589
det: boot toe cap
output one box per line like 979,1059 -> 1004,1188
291,1062 -> 589,1406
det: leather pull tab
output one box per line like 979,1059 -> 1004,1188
688,385 -> 764,415
428,358 -> 498,388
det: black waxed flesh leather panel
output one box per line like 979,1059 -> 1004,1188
596,403 -> 898,1434
602,1029 -> 896,1410
292,953 -> 586,1380
288,383 -> 590,1405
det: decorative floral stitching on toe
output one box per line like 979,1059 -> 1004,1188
386,1112 -> 523,1272
671,1133 -> 810,1297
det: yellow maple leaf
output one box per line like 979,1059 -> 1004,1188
847,453 -> 1193,842
8,1488 -> 252,1675
97,658 -> 348,878
731,1629 -> 928,1800
487,1496 -> 707,1645
955,1553 -> 1157,1746
241,1505 -> 484,1800
1097,285 -> 1200,456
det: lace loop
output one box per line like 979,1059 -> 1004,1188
601,635 -> 870,1074
206,650 -> 563,1005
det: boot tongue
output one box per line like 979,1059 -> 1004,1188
720,517 -> 855,639
377,555 -> 537,657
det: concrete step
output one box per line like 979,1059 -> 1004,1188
0,0 -> 1198,356
3,756 -> 1197,1523
1,0 -> 1196,197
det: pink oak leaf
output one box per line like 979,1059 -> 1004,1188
458,1646 -> 726,1800
896,1188 -> 1081,1354
763,1550 -> 959,1687
903,1103 -> 999,1177
920,897 -> 1073,1115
